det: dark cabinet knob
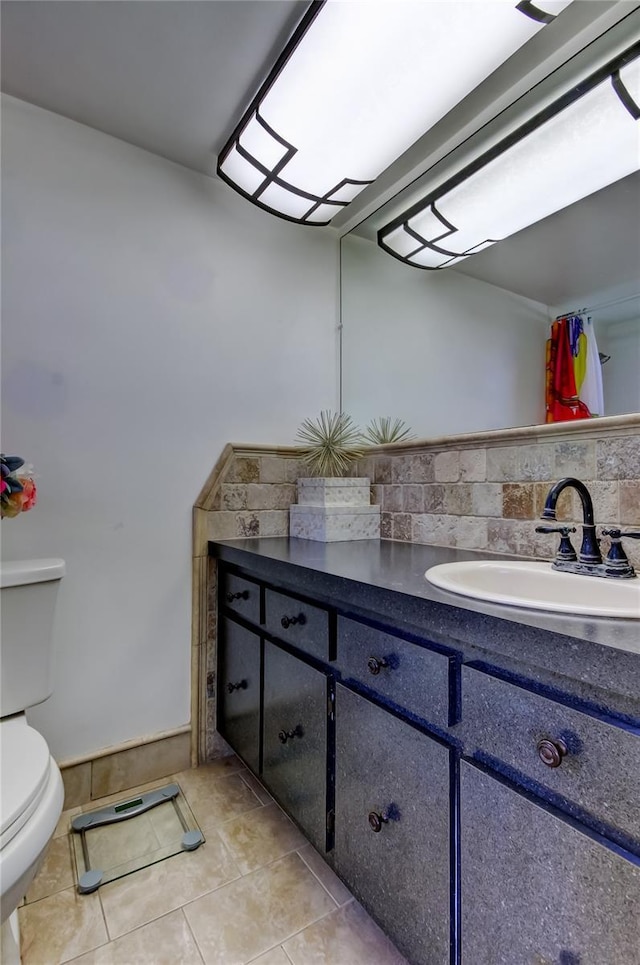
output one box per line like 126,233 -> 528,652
226,590 -> 249,603
281,613 -> 306,629
226,679 -> 248,693
368,810 -> 389,833
278,725 -> 302,744
537,737 -> 567,768
367,656 -> 389,676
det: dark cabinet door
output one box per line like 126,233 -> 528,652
262,641 -> 329,852
217,618 -> 261,773
460,760 -> 640,965
334,684 -> 451,965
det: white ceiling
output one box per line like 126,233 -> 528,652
0,0 -> 305,177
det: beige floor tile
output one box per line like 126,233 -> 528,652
218,803 -> 307,874
19,887 -> 107,964
54,807 -> 81,839
66,909 -> 204,964
99,831 -> 239,939
283,901 -> 408,965
175,756 -> 245,783
297,845 -> 353,907
25,836 -> 75,903
184,852 -> 336,965
175,770 -> 262,832
238,770 -> 275,806
247,948 -> 291,965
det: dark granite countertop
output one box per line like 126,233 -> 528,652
210,538 -> 639,657
210,538 -> 640,718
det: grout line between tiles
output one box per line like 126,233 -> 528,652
215,800 -> 274,834
62,932 -> 111,964
295,848 -> 342,907
210,840 -> 314,881
244,939 -> 295,965
281,945 -> 296,965
20,881 -> 76,910
270,899 -> 354,960
266,902 -> 347,960
179,906 -> 207,965
97,867 -> 112,942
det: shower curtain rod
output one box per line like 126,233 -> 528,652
554,291 -> 640,321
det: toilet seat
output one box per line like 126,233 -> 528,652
0,716 -> 64,923
0,717 -> 51,850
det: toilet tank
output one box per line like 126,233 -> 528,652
1,559 -> 65,717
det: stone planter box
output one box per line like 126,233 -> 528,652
289,477 -> 380,542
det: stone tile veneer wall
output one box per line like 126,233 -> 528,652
193,445 -> 306,762
193,418 -> 639,762
356,420 -> 640,568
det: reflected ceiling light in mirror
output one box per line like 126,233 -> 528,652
378,43 -> 640,269
217,0 -> 572,225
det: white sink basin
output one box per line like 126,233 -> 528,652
425,560 -> 640,619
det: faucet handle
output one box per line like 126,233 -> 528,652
535,525 -> 578,562
535,525 -> 576,535
601,529 -> 639,578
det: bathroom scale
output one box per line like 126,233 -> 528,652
70,782 -> 204,893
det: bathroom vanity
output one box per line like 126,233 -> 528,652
209,537 -> 640,965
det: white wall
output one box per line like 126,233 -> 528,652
598,318 -> 640,417
1,96 -> 339,761
341,234 -> 548,436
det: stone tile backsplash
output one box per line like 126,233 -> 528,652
359,427 -> 640,566
198,420 -> 640,566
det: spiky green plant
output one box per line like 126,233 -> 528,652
362,417 -> 415,446
295,410 -> 365,477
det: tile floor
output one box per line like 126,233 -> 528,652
19,756 -> 407,964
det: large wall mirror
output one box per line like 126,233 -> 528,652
340,9 -> 640,439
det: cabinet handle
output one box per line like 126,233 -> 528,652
281,613 -> 306,629
227,679 -> 248,693
367,656 -> 389,676
226,590 -> 249,603
368,810 -> 390,833
278,725 -> 303,744
537,738 -> 567,768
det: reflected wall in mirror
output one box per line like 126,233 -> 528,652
341,171 -> 640,438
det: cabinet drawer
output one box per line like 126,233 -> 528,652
264,588 -> 330,661
462,666 -> 640,840
334,685 -> 450,965
220,571 -> 261,625
337,617 -> 452,729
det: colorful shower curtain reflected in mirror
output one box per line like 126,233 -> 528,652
545,313 -> 604,423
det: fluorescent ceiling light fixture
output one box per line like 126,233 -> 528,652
378,42 -> 640,269
217,0 -> 572,225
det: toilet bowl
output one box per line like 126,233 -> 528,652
0,558 -> 65,962
0,715 -> 64,921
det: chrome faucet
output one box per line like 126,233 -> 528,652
536,477 -> 639,579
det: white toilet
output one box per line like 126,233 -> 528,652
1,559 -> 66,964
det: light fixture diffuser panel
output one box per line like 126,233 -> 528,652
217,0 -> 572,224
380,45 -> 640,269
239,114 -> 290,170
219,148 -> 266,197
